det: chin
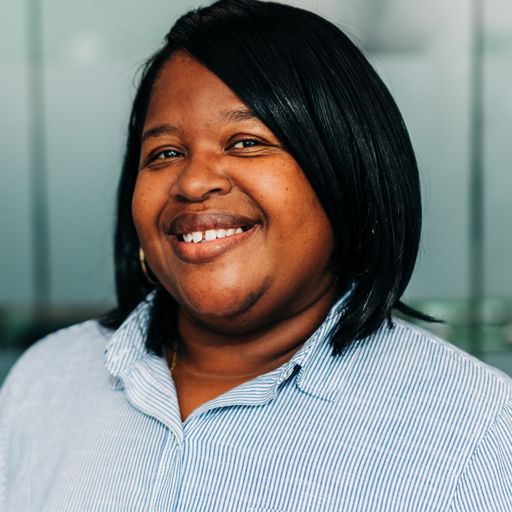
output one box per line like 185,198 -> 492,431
179,286 -> 266,322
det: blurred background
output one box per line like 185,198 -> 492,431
1,0 -> 511,383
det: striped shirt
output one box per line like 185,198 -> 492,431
1,292 -> 511,511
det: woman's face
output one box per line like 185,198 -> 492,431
133,52 -> 335,333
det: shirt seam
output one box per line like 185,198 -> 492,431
446,391 -> 512,511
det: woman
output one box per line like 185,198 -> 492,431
1,0 -> 511,510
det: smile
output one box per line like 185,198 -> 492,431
166,211 -> 260,263
169,224 -> 258,264
180,226 -> 248,243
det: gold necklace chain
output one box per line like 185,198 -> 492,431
168,339 -> 178,373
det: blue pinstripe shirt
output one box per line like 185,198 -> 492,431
1,292 -> 511,511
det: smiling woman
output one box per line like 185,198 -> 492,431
1,0 -> 511,510
135,52 -> 335,324
133,52 -> 337,418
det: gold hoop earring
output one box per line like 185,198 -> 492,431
139,247 -> 159,285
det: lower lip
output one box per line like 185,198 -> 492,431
168,226 -> 258,264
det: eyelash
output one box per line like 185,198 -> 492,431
153,149 -> 182,160
230,139 -> 261,149
147,139 -> 264,164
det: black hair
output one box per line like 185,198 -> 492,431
101,0 -> 435,355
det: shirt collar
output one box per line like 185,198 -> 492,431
105,283 -> 355,399
104,292 -> 156,390
271,282 -> 356,402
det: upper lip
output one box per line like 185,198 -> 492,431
168,211 -> 259,235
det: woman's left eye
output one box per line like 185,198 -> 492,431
230,139 -> 261,149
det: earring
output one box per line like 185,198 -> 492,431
139,247 -> 159,285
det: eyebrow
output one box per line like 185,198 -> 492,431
140,108 -> 262,144
140,124 -> 179,145
219,107 -> 260,123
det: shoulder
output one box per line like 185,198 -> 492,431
4,319 -> 112,381
359,317 -> 511,382
385,318 -> 511,392
361,318 -> 512,417
369,319 -> 511,501
326,319 -> 512,507
0,319 -> 114,415
343,318 -> 512,447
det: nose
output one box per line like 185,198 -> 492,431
171,152 -> 232,203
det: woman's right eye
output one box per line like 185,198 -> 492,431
152,149 -> 182,160
142,148 -> 184,168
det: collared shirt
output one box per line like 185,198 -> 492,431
1,292 -> 511,511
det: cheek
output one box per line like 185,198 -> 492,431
131,176 -> 167,239
264,169 -> 332,242
277,184 -> 334,269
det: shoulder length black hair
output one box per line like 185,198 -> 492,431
102,0 -> 434,356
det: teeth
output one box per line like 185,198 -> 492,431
181,227 -> 249,243
204,230 -> 217,241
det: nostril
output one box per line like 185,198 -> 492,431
172,162 -> 233,203
175,187 -> 230,204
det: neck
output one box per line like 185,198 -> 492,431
170,284 -> 337,380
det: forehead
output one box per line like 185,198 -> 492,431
146,52 -> 246,123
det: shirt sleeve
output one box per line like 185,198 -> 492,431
0,373 -> 12,511
0,359 -> 25,511
448,396 -> 512,511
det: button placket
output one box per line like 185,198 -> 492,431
148,429 -> 183,511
